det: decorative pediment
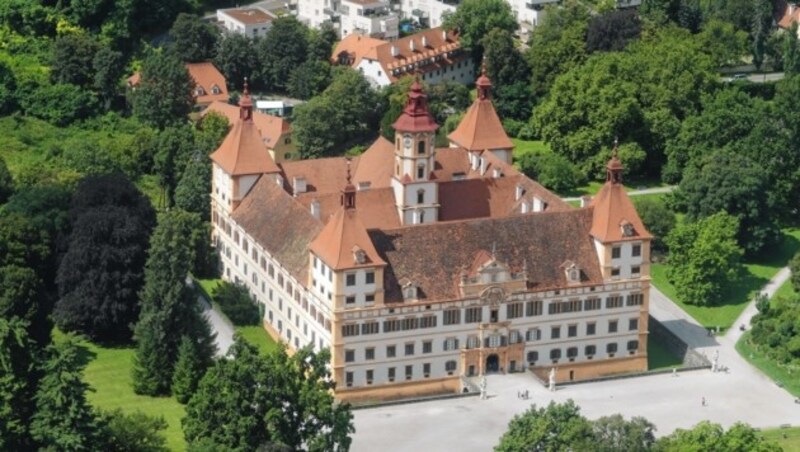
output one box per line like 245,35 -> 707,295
480,285 -> 505,306
399,277 -> 418,301
560,260 -> 581,285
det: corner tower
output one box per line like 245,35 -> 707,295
391,79 -> 440,225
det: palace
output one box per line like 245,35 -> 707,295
209,70 -> 652,402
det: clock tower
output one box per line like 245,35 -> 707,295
391,79 -> 440,225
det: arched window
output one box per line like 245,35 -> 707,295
417,140 -> 425,154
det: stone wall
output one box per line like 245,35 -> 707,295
648,315 -> 710,368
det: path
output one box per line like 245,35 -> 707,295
562,185 -> 675,202
198,295 -> 234,357
351,268 -> 800,452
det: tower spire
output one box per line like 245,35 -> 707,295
606,137 -> 623,185
476,59 -> 492,100
342,158 -> 356,209
239,77 -> 253,122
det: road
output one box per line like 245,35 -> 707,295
720,72 -> 785,83
562,185 -> 675,203
351,267 -> 799,452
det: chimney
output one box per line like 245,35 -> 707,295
293,176 -> 307,195
310,198 -> 321,219
533,197 -> 543,212
580,195 -> 591,208
422,36 -> 428,47
515,184 -> 524,201
492,167 -> 502,178
521,200 -> 529,214
391,45 -> 398,56
480,157 -> 487,176
442,30 -> 447,41
409,39 -> 415,52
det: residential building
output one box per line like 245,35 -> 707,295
297,0 -> 399,39
398,0 -> 458,28
204,98 -> 297,163
332,27 -> 474,86
217,7 -> 275,37
210,71 -> 652,402
127,62 -> 229,109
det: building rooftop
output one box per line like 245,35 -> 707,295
220,7 -> 274,25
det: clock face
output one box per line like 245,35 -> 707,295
403,134 -> 412,148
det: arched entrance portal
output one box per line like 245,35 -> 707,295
486,354 -> 500,373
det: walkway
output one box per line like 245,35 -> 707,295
351,268 -> 800,452
198,295 -> 234,357
562,185 -> 675,203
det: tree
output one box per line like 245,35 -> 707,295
586,9 -> 642,53
211,281 -> 260,326
677,149 -> 780,255
442,0 -> 517,62
92,45 -> 126,110
51,32 -> 100,88
287,60 -> 332,100
790,251 -> 800,294
481,28 -> 531,121
132,210 -> 216,396
183,338 -> 353,451
256,16 -> 309,91
0,318 -> 39,451
495,400 -> 594,451
175,152 -> 211,221
101,409 -> 169,452
194,110 -> 230,154
293,68 -> 382,158
784,24 -> 800,76
0,155 -> 13,204
155,124 -> 197,207
525,1 -> 590,102
131,49 -> 195,129
654,421 -> 779,451
517,152 -> 584,194
171,335 -> 203,404
214,33 -> 256,91
751,0 -> 773,70
0,61 -> 17,115
697,19 -> 748,67
307,24 -> 338,62
54,174 -> 156,343
665,212 -> 743,306
30,337 -> 105,450
169,13 -> 219,63
593,415 -> 656,452
20,82 -> 99,126
0,265 -> 50,346
633,197 -> 676,253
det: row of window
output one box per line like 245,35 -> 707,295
611,244 -> 642,259
344,360 -> 459,387
528,340 -> 640,365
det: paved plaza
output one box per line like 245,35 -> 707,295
351,269 -> 800,452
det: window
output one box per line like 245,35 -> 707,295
405,365 -> 413,380
627,340 -> 639,353
629,318 -> 639,331
611,268 -> 620,278
526,300 -> 543,316
386,345 -> 396,358
567,347 -> 578,360
346,274 -> 356,286
445,360 -> 457,375
568,324 -> 577,338
631,265 -> 641,276
609,320 -> 618,333
506,302 -> 523,319
550,326 -> 561,339
361,321 -> 379,336
550,349 -> 561,361
526,328 -> 541,342
586,322 -> 596,336
383,319 -> 401,333
465,307 -> 483,323
417,165 -> 425,179
388,367 -> 396,382
606,295 -> 624,309
443,309 -> 461,325
346,296 -> 355,305
419,315 -> 436,329
345,372 -> 353,387
509,330 -> 521,344
626,293 -> 644,306
607,343 -> 618,355
365,294 -> 375,303
632,244 -> 642,257
443,337 -> 459,350
612,246 -> 621,259
423,363 -> 431,378
402,317 -> 418,331
487,335 -> 502,348
341,324 -> 359,337
366,271 -> 375,284
345,349 -> 355,362
405,343 -> 415,356
366,369 -> 373,385
417,190 -> 424,204
466,335 -> 480,349
584,298 -> 601,311
585,345 -> 596,356
422,341 -> 432,354
527,351 -> 539,364
365,348 -> 375,360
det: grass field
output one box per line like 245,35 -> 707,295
647,334 -> 683,370
762,425 -> 800,450
736,332 -> 800,398
651,228 -> 800,330
53,331 -> 187,451
772,278 -> 796,301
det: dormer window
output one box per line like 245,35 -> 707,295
562,260 -> 581,285
621,221 -> 635,237
195,86 -> 205,96
211,84 -> 221,95
353,246 -> 366,265
399,278 -> 418,301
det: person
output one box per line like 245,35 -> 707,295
702,397 -> 706,406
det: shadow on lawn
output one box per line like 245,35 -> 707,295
73,340 -> 97,368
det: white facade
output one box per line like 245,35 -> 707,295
357,55 -> 474,87
296,0 -> 336,30
217,8 -> 274,37
398,0 -> 457,28
339,0 -> 399,40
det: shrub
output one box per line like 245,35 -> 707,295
212,281 -> 260,326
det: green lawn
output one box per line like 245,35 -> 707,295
651,227 -> 800,330
737,332 -> 800,398
762,425 -> 800,450
647,334 -> 683,370
54,331 -> 187,451
511,138 -> 551,158
772,278 -> 796,301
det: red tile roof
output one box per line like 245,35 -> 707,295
209,102 -> 280,176
590,158 -> 652,243
204,101 -> 291,149
186,62 -> 228,104
448,71 -> 513,152
221,8 -> 273,25
309,204 -> 387,271
392,79 -> 439,133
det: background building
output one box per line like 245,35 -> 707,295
209,72 -> 652,402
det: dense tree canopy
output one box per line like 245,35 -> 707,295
213,33 -> 256,91
442,0 -> 517,62
51,32 -> 100,88
665,212 -> 743,306
183,338 -> 353,451
0,318 -> 39,450
654,421 -> 779,451
496,400 -> 594,451
54,174 -> 156,343
256,16 -> 309,91
633,197 -> 676,253
586,9 -> 641,53
482,28 -> 531,121
131,49 -> 194,129
169,13 -> 219,63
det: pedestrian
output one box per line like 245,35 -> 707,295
525,389 -> 529,399
701,396 -> 706,407
517,391 -> 520,399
